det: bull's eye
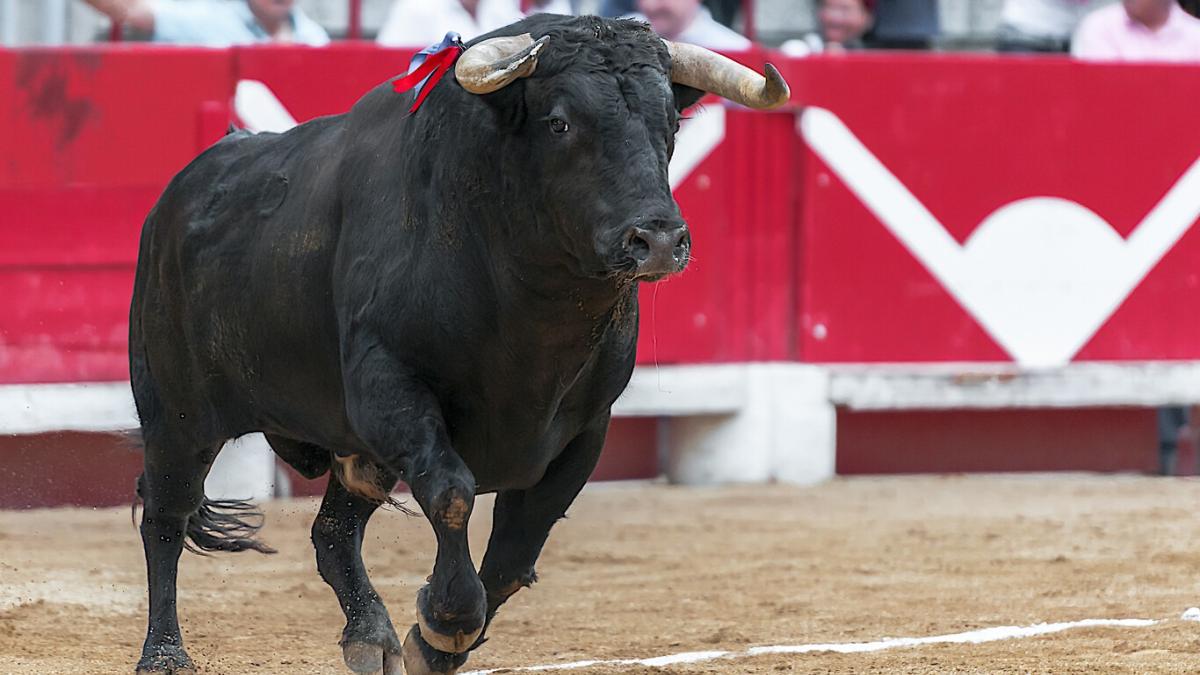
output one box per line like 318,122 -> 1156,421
549,117 -> 569,134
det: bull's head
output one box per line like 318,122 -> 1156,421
451,17 -> 789,282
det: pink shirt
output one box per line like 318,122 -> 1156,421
1071,3 -> 1200,62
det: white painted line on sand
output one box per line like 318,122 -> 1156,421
748,618 -> 1157,656
462,617 -> 1159,674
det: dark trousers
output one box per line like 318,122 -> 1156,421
1157,406 -> 1190,475
863,36 -> 933,50
994,25 -> 1070,53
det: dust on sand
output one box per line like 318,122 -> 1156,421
2,475 -> 1199,674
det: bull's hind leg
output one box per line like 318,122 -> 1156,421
135,431 -> 213,675
135,418 -> 274,673
312,462 -> 405,675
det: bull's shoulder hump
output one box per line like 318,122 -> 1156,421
169,113 -> 346,196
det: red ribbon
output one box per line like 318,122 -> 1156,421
392,45 -> 464,113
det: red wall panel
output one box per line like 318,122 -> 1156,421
1,47 -> 234,188
788,55 -> 1200,365
0,431 -> 143,509
1,48 -> 236,384
837,407 -> 1158,475
634,108 -> 799,364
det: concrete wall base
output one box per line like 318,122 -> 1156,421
616,364 -> 836,485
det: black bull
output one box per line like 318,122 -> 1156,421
128,14 -> 788,675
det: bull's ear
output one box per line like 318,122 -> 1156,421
672,83 -> 705,113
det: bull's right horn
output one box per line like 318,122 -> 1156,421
456,34 -> 550,95
665,41 -> 790,110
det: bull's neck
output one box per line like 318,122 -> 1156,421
493,258 -> 637,349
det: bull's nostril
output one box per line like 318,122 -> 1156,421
627,232 -> 652,262
674,230 -> 690,250
671,230 -> 690,259
623,223 -> 688,273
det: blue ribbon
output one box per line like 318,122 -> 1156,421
406,31 -> 465,95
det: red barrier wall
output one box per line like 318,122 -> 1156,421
4,47 -> 1199,501
9,50 -> 1200,382
0,45 -> 793,383
1,47 -> 235,383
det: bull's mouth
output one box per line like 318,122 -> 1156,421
636,271 -> 672,283
605,249 -> 690,283
634,254 -> 689,282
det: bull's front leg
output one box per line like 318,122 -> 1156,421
476,417 -> 608,643
399,416 -> 607,675
402,414 -> 486,652
343,354 -> 487,675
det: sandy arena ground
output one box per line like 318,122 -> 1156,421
3,475 -> 1200,674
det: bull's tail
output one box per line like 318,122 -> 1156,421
185,499 -> 276,555
127,429 -> 276,555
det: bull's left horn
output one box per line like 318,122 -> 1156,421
665,41 -> 790,110
456,34 -> 549,94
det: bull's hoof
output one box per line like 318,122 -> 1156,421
342,641 -> 403,675
403,624 -> 470,675
341,612 -> 404,674
415,587 -> 485,654
135,646 -> 196,674
416,611 -> 483,654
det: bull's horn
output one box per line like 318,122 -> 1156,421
666,41 -> 790,110
455,34 -> 549,94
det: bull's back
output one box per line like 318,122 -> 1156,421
132,117 -> 353,442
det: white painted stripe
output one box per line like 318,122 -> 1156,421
1125,151 -> 1200,275
668,105 -> 726,190
747,618 -> 1157,655
234,80 -> 298,134
462,652 -> 733,674
462,617 -> 1158,674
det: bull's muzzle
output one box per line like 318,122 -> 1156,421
624,221 -> 690,279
